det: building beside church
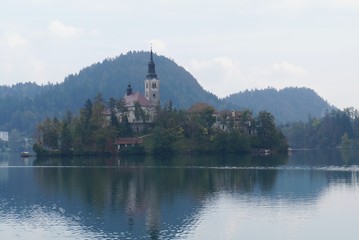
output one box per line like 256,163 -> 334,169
121,49 -> 160,132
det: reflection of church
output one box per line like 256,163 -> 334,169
123,49 -> 160,131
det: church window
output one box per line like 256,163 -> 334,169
152,83 -> 157,88
153,93 -> 156,98
146,83 -> 148,88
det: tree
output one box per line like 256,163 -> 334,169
60,122 -> 72,154
36,117 -> 60,150
75,99 -> 93,149
134,101 -> 148,123
152,126 -> 176,154
341,132 -> 350,148
253,111 -> 288,152
8,129 -> 25,151
116,98 -> 128,114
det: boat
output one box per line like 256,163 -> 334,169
20,151 -> 31,157
257,149 -> 271,155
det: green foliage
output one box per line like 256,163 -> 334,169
251,111 -> 288,152
152,102 -> 187,154
34,98 -> 289,155
60,122 -> 72,154
153,102 -> 282,154
341,132 -> 350,148
152,127 -> 176,154
34,94 -> 118,155
282,108 -> 357,149
211,130 -> 251,154
134,101 -> 148,123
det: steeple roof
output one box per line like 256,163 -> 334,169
146,48 -> 158,79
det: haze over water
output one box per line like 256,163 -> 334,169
1,150 -> 359,239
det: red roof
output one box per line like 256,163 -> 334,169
124,92 -> 152,107
115,138 -> 144,145
102,108 -> 111,116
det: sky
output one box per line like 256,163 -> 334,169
1,0 -> 359,109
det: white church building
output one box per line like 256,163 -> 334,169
122,50 -> 160,131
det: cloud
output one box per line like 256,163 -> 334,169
3,33 -> 28,48
0,31 -> 48,85
213,57 -> 242,78
186,57 -> 309,98
248,62 -> 308,88
48,20 -> 82,38
186,57 -> 244,97
189,57 -> 241,78
272,61 -> 306,76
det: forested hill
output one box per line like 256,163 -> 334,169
225,87 -> 334,124
0,51 -> 223,134
59,51 -> 222,110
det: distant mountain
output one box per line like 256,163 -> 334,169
224,87 -> 334,123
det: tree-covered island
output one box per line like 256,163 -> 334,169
33,95 -> 288,156
33,50 -> 288,156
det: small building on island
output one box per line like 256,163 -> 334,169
115,137 -> 144,150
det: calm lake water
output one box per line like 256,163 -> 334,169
1,150 -> 359,239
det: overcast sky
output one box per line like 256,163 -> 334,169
1,0 -> 359,109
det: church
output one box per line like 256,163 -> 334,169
121,49 -> 160,131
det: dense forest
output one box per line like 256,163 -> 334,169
0,51 -> 332,137
281,107 -> 359,149
34,95 -> 289,156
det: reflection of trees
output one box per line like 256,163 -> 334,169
289,149 -> 359,167
33,154 -> 287,238
340,148 -> 359,166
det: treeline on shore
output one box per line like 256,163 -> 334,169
281,107 -> 359,149
33,94 -> 288,156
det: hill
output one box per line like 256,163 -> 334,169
224,87 -> 334,124
59,51 -> 222,110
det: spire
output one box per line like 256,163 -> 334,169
126,83 -> 132,96
150,46 -> 154,61
146,48 -> 157,79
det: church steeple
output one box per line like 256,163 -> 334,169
146,48 -> 157,79
144,48 -> 160,106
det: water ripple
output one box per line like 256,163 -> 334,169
1,164 -> 359,172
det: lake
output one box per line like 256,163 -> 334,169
1,149 -> 359,239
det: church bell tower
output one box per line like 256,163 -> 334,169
144,48 -> 160,106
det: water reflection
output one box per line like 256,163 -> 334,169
1,151 -> 359,239
32,153 -> 289,168
288,148 -> 359,167
32,166 -> 283,238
